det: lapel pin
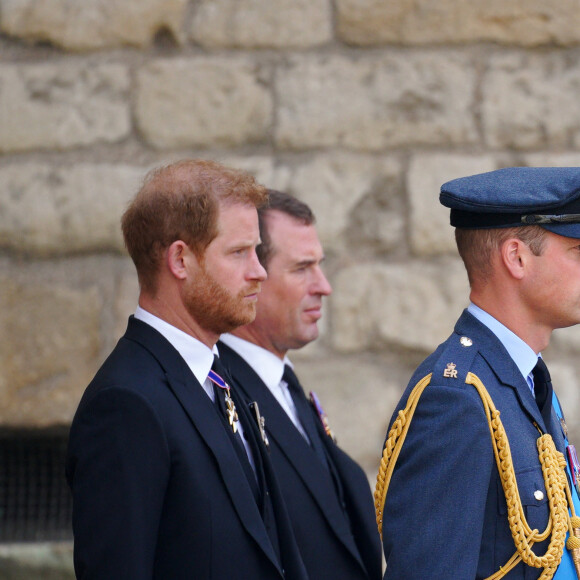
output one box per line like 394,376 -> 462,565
250,401 -> 269,451
310,391 -> 336,443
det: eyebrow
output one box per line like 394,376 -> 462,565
293,256 -> 325,268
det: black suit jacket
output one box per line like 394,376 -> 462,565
218,340 -> 383,580
66,317 -> 307,580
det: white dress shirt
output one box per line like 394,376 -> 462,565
219,333 -> 310,441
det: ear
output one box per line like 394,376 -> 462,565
166,240 -> 196,281
500,238 -> 528,280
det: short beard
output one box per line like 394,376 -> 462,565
183,265 -> 258,336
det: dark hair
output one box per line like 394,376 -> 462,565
122,159 -> 267,294
257,189 -> 315,269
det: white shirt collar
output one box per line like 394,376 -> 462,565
134,305 -> 217,391
219,333 -> 291,389
219,333 -> 308,439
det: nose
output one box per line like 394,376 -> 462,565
311,267 -> 332,296
249,250 -> 267,282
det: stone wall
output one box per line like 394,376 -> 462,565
2,0 -> 580,574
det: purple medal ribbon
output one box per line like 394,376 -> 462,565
208,369 -> 239,433
309,391 -> 336,442
208,369 -> 228,390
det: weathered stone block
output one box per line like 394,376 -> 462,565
408,154 -> 497,256
190,0 -> 332,48
0,0 -> 187,50
551,324 -> 580,355
0,63 -> 130,152
295,355 -> 407,474
216,155 -> 291,192
286,153 -> 404,252
114,268 -> 139,341
483,52 -> 580,150
331,259 -> 470,353
0,164 -> 144,256
524,152 -> 580,167
0,542 -> 74,580
275,53 -> 478,150
136,58 -> 273,149
336,0 -> 580,47
0,271 -> 101,427
215,155 -> 404,257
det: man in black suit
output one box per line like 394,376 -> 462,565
218,190 -> 382,580
66,161 -> 308,579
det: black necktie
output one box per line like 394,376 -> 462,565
532,357 -> 553,428
283,365 -> 329,469
283,365 -> 350,518
211,356 -> 261,501
212,359 -> 284,559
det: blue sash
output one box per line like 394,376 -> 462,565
553,393 -> 579,579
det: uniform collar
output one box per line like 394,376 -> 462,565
467,303 -> 538,384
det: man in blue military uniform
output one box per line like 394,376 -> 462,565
376,167 -> 580,579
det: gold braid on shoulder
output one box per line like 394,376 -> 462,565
374,372 -> 580,580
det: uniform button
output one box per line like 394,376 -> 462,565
534,490 -> 544,501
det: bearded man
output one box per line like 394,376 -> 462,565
66,160 -> 308,580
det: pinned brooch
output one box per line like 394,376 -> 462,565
250,401 -> 270,450
310,391 -> 336,443
208,368 -> 239,434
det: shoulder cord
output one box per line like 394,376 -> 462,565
374,371 -> 580,580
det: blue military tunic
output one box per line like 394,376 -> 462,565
470,303 -> 580,579
383,165 -> 580,579
382,308 -> 579,579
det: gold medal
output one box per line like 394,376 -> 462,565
208,366 -> 239,435
224,389 -> 239,434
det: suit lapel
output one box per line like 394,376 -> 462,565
218,341 -> 365,568
321,435 -> 383,580
124,319 -> 282,573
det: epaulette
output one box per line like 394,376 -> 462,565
430,332 -> 479,389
